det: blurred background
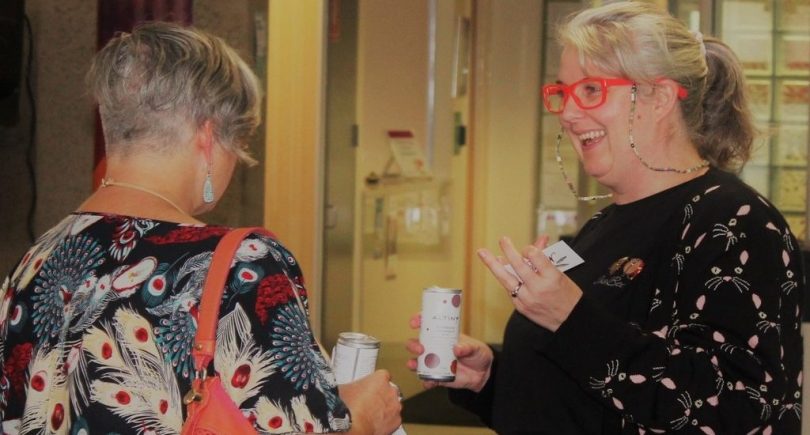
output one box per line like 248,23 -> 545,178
0,0 -> 807,433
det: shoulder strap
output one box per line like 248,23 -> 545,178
191,226 -> 271,372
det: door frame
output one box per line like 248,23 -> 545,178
263,0 -> 328,334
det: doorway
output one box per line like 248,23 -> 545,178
321,0 -> 474,399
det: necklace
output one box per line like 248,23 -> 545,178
100,178 -> 189,216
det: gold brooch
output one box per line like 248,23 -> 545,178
608,257 -> 645,280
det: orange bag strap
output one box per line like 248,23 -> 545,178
191,227 -> 272,373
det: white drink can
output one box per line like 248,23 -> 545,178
331,332 -> 380,384
331,332 -> 408,435
417,286 -> 462,381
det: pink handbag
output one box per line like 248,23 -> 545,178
181,227 -> 270,435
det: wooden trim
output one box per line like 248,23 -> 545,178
467,0 -> 489,340
264,1 -> 327,335
462,0 -> 478,336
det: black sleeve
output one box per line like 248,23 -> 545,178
542,194 -> 803,433
447,346 -> 499,428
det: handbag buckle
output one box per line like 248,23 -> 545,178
183,369 -> 209,404
183,389 -> 203,405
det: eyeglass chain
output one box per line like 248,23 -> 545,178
556,84 -> 710,202
627,85 -> 710,174
555,133 -> 612,201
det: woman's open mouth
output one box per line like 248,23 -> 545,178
578,130 -> 606,148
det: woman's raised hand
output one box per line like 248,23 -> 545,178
405,313 -> 493,393
477,236 -> 583,332
338,370 -> 402,435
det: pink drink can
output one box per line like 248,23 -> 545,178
417,286 -> 462,381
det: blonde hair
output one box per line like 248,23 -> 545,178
87,22 -> 261,165
558,1 -> 754,172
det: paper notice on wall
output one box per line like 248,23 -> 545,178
388,130 -> 431,178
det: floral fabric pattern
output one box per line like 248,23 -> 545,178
0,213 -> 350,434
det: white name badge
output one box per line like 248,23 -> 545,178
542,240 -> 584,272
503,240 -> 584,278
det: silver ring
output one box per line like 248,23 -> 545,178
510,282 -> 522,298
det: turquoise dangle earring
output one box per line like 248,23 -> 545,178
203,165 -> 214,204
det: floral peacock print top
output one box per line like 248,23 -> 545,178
0,212 -> 350,434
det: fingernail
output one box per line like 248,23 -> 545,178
477,249 -> 486,258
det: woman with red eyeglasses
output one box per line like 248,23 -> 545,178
407,1 -> 803,433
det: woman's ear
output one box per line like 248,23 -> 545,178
652,79 -> 682,121
197,120 -> 215,162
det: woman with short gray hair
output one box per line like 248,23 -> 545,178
0,22 -> 401,434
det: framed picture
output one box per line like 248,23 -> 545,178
451,16 -> 471,98
773,168 -> 807,212
726,32 -> 773,74
746,79 -> 772,121
777,80 -> 810,122
748,126 -> 772,165
740,164 -> 770,197
778,0 -> 810,32
720,0 -> 773,32
777,33 -> 810,76
776,124 -> 809,166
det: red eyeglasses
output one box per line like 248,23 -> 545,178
542,77 -> 689,113
542,77 -> 635,113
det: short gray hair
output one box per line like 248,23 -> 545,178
87,22 -> 261,165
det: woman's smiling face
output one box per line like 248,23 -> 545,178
556,46 -> 640,191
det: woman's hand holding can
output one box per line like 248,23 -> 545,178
405,313 -> 494,393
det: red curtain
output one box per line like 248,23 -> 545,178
93,0 -> 193,188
